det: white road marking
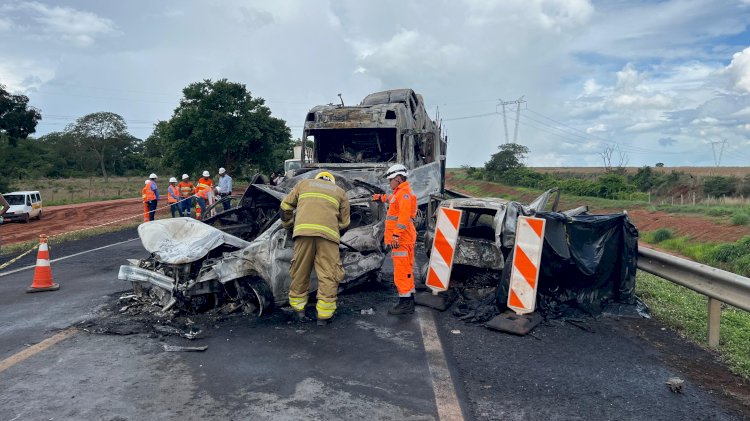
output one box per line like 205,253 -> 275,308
417,307 -> 465,421
0,238 -> 139,277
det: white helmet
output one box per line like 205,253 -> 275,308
202,170 -> 210,177
144,180 -> 150,185
169,177 -> 178,183
384,164 -> 408,179
182,174 -> 189,180
218,167 -> 226,174
149,173 -> 158,179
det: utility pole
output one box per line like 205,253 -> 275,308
709,139 -> 728,167
497,96 -> 526,144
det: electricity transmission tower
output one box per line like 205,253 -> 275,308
710,139 -> 728,167
497,96 -> 526,144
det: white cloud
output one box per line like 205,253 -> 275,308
586,123 -> 606,133
21,1 -> 116,47
726,46 -> 750,93
0,17 -> 12,31
0,59 -> 55,92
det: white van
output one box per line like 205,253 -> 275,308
2,191 -> 43,223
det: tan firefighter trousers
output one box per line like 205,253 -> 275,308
288,236 -> 345,320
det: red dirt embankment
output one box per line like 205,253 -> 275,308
0,198 -> 169,245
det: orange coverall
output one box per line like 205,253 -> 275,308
378,181 -> 417,297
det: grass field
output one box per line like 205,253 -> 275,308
7,176 -> 144,206
533,166 -> 750,177
637,272 -> 750,379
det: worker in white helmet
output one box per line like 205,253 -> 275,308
373,163 -> 418,315
194,170 -> 213,220
141,173 -> 160,222
177,174 -> 195,217
217,167 -> 233,212
167,177 -> 180,218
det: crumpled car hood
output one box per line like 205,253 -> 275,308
138,217 -> 251,264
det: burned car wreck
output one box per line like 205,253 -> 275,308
422,190 -> 640,321
118,171 -> 386,315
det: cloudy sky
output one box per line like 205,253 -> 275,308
2,0 -> 750,167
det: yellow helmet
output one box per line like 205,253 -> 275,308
315,171 -> 336,183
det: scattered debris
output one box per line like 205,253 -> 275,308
666,377 -> 685,393
360,308 -> 375,315
163,344 -> 208,352
451,330 -> 461,335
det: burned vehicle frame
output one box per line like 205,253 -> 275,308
300,89 -> 448,213
423,190 -> 640,318
118,171 -> 387,316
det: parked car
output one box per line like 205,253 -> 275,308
2,191 -> 43,223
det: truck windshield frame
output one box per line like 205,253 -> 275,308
310,128 -> 397,164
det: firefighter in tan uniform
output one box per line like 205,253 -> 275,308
280,171 -> 350,325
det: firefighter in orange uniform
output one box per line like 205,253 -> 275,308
194,170 -> 213,219
373,164 -> 417,315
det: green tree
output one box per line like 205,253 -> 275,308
153,79 -> 292,177
0,84 -> 41,146
484,143 -> 529,180
66,112 -> 137,181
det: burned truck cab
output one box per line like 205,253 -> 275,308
301,89 -> 447,208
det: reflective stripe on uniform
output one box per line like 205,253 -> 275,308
299,192 -> 339,207
280,201 -> 295,211
386,216 -> 398,221
393,251 -> 408,257
316,300 -> 337,319
294,223 -> 340,239
396,223 -> 408,230
289,296 -> 307,311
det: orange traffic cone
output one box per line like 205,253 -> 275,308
195,202 -> 202,220
27,235 -> 60,293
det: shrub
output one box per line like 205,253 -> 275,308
706,208 -> 733,217
709,243 -> 745,263
734,255 -> 750,277
731,213 -> 750,226
650,228 -> 674,243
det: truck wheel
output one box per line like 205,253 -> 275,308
36,211 -> 42,220
23,213 -> 30,223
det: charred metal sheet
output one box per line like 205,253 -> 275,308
454,238 -> 504,270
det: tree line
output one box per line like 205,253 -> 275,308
465,143 -> 750,201
1,79 -> 294,192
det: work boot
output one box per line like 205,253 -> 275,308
316,318 -> 332,326
388,296 -> 415,315
295,311 -> 311,322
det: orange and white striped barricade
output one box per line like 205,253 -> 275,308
507,215 -> 546,314
486,215 -> 546,335
425,206 -> 463,293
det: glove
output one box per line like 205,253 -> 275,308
372,194 -> 387,203
215,186 -> 222,194
389,236 -> 400,249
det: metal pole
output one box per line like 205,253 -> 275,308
708,297 -> 721,348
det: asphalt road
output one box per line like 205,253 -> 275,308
0,229 -> 748,420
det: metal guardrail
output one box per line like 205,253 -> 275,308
637,246 -> 750,348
